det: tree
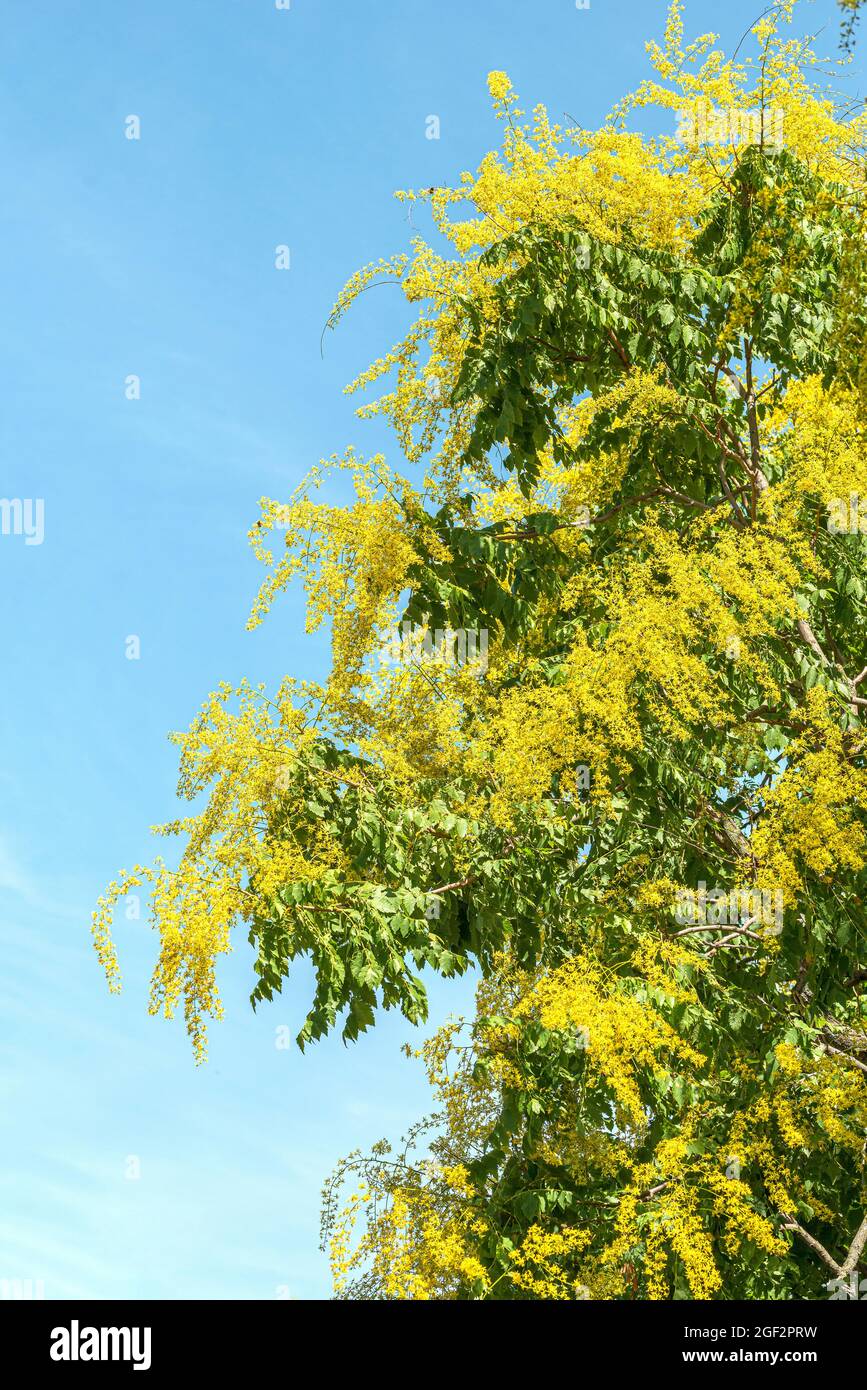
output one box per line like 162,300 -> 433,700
95,2 -> 867,1299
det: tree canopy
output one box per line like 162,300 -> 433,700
95,1 -> 867,1299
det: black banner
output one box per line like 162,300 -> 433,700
1,1297 -> 863,1374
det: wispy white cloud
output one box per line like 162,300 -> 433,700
0,835 -> 34,899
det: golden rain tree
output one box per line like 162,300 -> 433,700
95,2 -> 867,1299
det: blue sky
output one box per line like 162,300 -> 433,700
0,0 -> 856,1300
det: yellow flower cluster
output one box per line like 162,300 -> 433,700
508,1223 -> 593,1299
247,452 -> 419,707
751,688 -> 867,906
606,1134 -> 787,1300
92,678 -> 344,1060
330,1165 -> 489,1301
513,955 -> 706,1127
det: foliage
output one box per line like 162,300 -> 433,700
96,3 -> 867,1298
839,0 -> 864,52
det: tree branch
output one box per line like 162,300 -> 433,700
781,1216 -> 842,1275
781,1211 -> 867,1281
